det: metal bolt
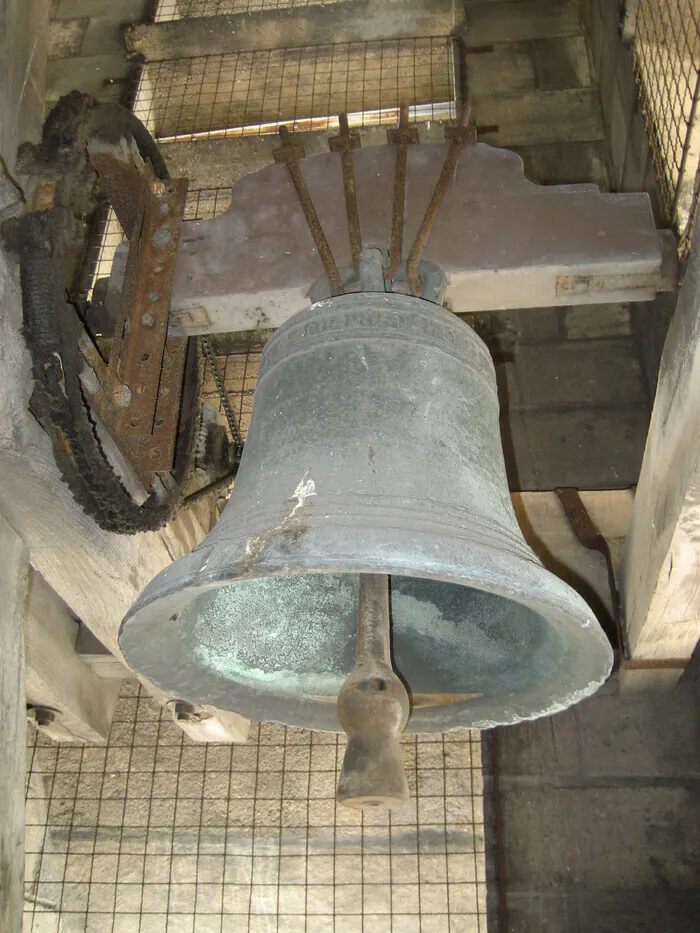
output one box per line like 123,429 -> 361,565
151,447 -> 161,458
28,706 -> 56,728
148,292 -> 160,303
159,202 -> 170,214
151,179 -> 166,198
152,227 -> 172,248
173,701 -> 202,723
112,384 -> 132,408
141,312 -> 155,327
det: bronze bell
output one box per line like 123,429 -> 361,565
120,292 -> 612,802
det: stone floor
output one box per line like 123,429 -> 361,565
24,683 -> 492,932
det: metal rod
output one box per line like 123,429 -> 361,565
277,126 -> 343,296
337,113 -> 362,276
385,106 -> 413,282
336,574 -> 410,810
355,573 -> 392,661
405,105 -> 472,296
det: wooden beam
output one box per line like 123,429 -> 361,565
163,143 -> 664,337
622,234 -> 700,663
0,513 -> 29,933
24,568 -> 122,744
465,0 -> 582,45
125,0 -> 457,61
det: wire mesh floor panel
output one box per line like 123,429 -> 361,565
133,39 -> 459,141
25,683 -> 490,932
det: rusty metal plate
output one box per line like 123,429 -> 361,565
111,176 -> 189,476
90,152 -> 144,238
150,334 -> 188,470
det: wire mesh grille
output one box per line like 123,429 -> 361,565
25,682 -> 493,931
202,343 -> 261,442
184,187 -> 234,221
632,0 -> 700,250
133,38 -> 459,142
187,187 -> 257,439
155,0 -> 349,21
84,207 -> 126,301
84,188 -> 234,301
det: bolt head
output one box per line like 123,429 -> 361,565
112,384 -> 132,408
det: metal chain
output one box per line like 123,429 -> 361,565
201,335 -> 244,456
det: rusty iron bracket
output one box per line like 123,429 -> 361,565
405,108 -> 476,296
384,106 -> 420,282
84,153 -> 189,482
556,487 -> 623,653
89,149 -> 145,239
274,125 -> 343,296
329,113 -> 362,276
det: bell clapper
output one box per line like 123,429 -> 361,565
336,573 -> 411,809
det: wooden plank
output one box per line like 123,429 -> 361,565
474,88 -> 605,147
465,0 -> 582,44
466,36 -> 592,98
24,568 -> 122,744
0,512 -> 29,933
125,0 -> 457,61
466,44 -> 537,96
622,236 -> 700,662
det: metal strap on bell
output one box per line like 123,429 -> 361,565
120,290 -> 612,738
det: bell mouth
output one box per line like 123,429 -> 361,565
119,568 -> 612,732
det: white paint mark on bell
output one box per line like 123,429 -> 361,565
288,470 -> 317,517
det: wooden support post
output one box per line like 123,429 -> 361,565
24,569 -> 122,744
0,513 -> 29,933
622,233 -> 700,676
